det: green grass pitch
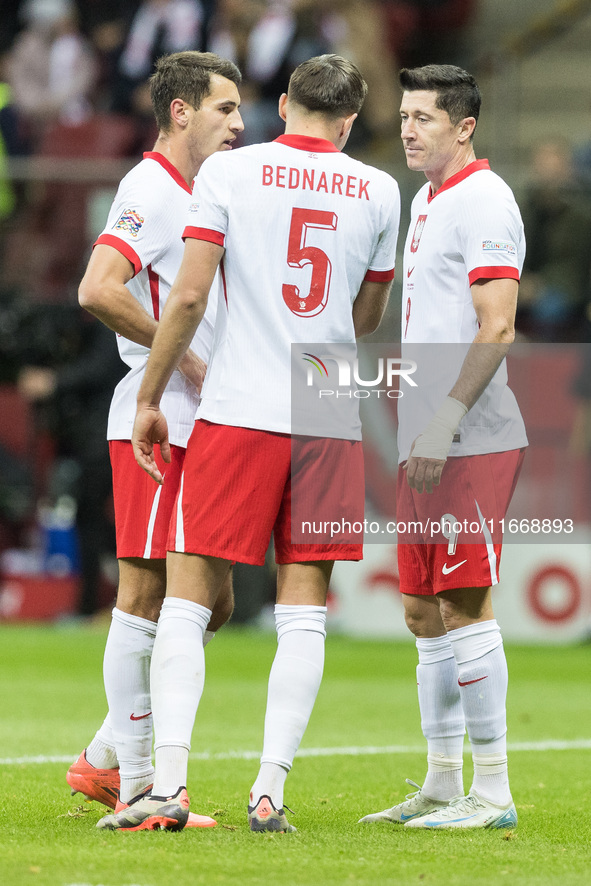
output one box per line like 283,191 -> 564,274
0,622 -> 589,885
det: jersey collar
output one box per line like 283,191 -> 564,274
273,134 -> 340,153
143,151 -> 193,194
428,158 -> 490,202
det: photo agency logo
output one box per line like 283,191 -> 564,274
303,351 -> 418,399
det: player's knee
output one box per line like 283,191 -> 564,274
115,588 -> 164,623
403,599 -> 443,638
208,580 -> 235,631
438,589 -> 493,633
115,559 -> 167,621
439,610 -> 465,634
404,608 -> 425,637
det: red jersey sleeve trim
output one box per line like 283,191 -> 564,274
182,226 -> 225,246
468,265 -> 520,285
94,234 -> 142,276
364,267 -> 395,283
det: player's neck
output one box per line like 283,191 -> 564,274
427,148 -> 477,195
283,121 -> 341,151
285,126 -> 338,147
151,135 -> 195,188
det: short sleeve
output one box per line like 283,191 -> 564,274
459,183 -> 524,285
183,152 -> 229,245
364,174 -> 400,282
95,169 -> 172,276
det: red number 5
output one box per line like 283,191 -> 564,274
282,207 -> 338,317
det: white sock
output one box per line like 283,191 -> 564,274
250,604 -> 327,810
102,607 -> 157,802
153,745 -> 190,799
85,715 -> 118,770
416,636 -> 465,801
250,762 -> 288,811
203,630 -> 215,647
448,619 -> 512,805
150,597 -> 211,797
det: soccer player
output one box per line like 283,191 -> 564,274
97,53 -> 400,832
66,51 -> 244,825
360,65 -> 526,830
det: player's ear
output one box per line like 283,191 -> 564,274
170,98 -> 190,128
278,93 -> 288,122
458,116 -> 476,144
339,112 -> 358,145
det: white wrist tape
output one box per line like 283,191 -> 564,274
411,396 -> 468,461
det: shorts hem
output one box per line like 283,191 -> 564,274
432,579 -> 494,594
400,579 -> 495,596
169,545 -> 362,566
276,548 -> 363,565
169,545 -> 266,567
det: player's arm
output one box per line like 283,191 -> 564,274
132,238 -> 223,482
79,244 -> 156,345
448,277 -> 518,407
355,175 -> 399,337
78,244 -> 206,390
353,279 -> 393,338
406,276 -> 518,493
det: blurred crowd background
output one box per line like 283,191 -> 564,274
0,0 -> 590,620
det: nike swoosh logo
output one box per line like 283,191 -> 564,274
424,814 -> 478,827
441,559 -> 467,575
407,266 -> 415,277
130,712 -> 152,721
458,676 -> 488,687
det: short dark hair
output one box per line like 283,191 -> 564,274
399,64 -> 481,130
288,54 -> 368,117
150,51 -> 242,132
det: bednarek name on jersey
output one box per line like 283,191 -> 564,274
262,165 -> 371,201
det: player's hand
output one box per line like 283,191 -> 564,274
404,439 -> 445,494
179,349 -> 207,393
132,404 -> 170,484
403,396 -> 467,492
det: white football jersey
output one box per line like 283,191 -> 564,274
398,159 -> 528,460
95,152 -> 217,446
183,134 -> 400,435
